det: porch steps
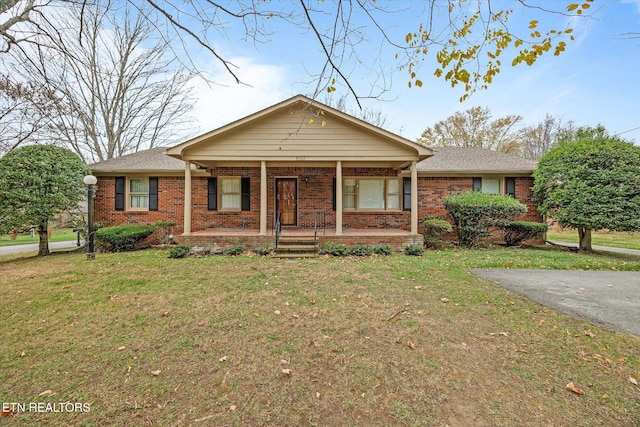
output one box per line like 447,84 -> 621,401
276,237 -> 318,258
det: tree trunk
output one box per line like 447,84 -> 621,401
37,220 -> 50,256
578,226 -> 592,252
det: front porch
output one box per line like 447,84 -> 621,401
175,227 -> 423,253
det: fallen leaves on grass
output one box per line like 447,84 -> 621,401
584,329 -> 595,337
150,370 -> 161,376
629,377 -> 638,386
219,355 -> 228,362
566,382 -> 584,395
117,346 -> 126,351
38,389 -> 54,396
440,298 -> 449,303
407,341 -> 415,349
281,368 -> 293,376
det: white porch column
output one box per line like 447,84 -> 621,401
411,161 -> 419,235
260,161 -> 267,235
336,161 -> 343,235
183,161 -> 192,235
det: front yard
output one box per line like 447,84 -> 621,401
1,247 -> 639,426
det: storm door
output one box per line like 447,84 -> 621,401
276,178 -> 297,226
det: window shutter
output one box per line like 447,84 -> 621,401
332,178 -> 336,211
472,177 -> 482,192
241,178 -> 250,211
506,177 -> 516,198
115,177 -> 125,211
403,177 -> 411,211
207,178 -> 217,210
149,177 -> 158,211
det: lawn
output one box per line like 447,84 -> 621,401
1,247 -> 639,426
547,229 -> 640,250
0,228 -> 77,247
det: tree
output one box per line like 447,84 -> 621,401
520,114 -> 574,160
323,94 -> 389,128
1,1 -> 593,105
5,3 -> 194,162
0,145 -> 90,256
533,131 -> 640,251
417,106 -> 524,154
0,74 -> 56,155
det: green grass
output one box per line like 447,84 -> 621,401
0,228 -> 77,246
0,246 -> 639,426
547,229 -> 640,250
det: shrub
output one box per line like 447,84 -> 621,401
95,224 -> 155,251
322,242 -> 349,256
373,245 -> 392,256
496,221 -> 548,246
223,245 -> 245,256
168,245 -> 191,258
349,244 -> 374,256
404,244 -> 424,256
444,191 -> 527,247
423,217 -> 453,249
153,220 -> 177,245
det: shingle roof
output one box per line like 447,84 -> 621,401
89,147 -> 185,173
417,147 -> 537,175
89,145 -> 537,175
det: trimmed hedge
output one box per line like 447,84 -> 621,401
444,191 -> 527,247
95,224 -> 155,251
423,217 -> 452,249
497,221 -> 548,246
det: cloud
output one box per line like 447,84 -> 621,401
188,56 -> 293,137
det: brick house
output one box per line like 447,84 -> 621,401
89,95 -> 541,250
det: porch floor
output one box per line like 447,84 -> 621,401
189,228 -> 414,237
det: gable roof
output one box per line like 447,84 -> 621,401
165,94 -> 432,169
417,147 -> 537,175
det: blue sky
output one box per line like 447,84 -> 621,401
188,1 -> 640,145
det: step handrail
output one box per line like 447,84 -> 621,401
275,211 -> 282,250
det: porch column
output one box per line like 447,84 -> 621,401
410,161 -> 418,235
183,161 -> 192,235
260,161 -> 267,235
336,161 -> 343,235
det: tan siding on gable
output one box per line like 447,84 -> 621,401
182,104 -> 417,161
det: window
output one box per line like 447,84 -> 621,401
343,178 -> 401,211
209,177 -> 250,211
116,177 -> 158,211
219,177 -> 241,210
472,177 -> 500,194
130,178 -> 149,209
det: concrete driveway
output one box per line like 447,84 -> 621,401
0,240 -> 79,255
470,269 -> 640,337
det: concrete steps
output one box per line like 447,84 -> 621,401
276,236 -> 318,258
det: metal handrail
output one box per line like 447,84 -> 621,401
313,212 -> 318,252
275,211 -> 282,250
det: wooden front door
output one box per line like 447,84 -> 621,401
276,178 -> 297,226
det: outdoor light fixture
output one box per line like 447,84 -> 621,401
83,175 -> 98,260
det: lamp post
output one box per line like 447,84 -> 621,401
83,175 -> 98,260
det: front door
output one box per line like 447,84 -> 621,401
276,178 -> 297,226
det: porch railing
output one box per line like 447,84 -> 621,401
275,211 -> 282,250
313,212 -> 318,252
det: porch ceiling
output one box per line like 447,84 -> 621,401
190,159 -> 414,171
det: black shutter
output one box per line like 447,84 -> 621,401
241,178 -> 250,211
403,177 -> 411,211
207,178 -> 217,210
506,177 -> 516,198
148,177 -> 158,211
115,177 -> 125,211
332,178 -> 336,211
472,177 -> 482,192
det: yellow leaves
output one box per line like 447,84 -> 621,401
568,1 -> 592,15
528,20 -> 539,29
308,119 -> 314,125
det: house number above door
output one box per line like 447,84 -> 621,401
296,156 -> 306,161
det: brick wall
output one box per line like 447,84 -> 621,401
94,171 -> 542,233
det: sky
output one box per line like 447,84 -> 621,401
185,1 -> 640,145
